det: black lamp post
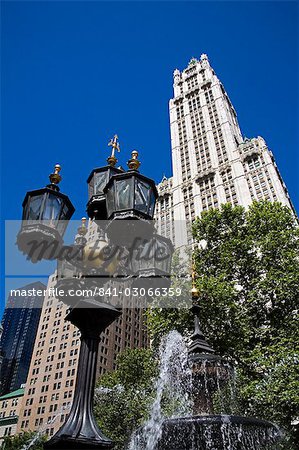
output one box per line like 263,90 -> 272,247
17,164 -> 75,262
44,301 -> 121,450
17,136 -> 173,450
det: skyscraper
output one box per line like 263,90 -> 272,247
0,282 -> 45,395
156,54 -> 295,246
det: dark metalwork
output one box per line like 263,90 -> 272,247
17,168 -> 74,262
188,304 -> 215,357
45,299 -> 121,450
103,171 -> 158,245
18,148 -> 174,450
86,166 -> 123,220
188,303 -> 224,414
155,415 -> 282,450
129,234 -> 174,289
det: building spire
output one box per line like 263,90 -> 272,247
188,304 -> 215,356
189,56 -> 198,66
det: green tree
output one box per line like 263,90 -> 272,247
2,431 -> 47,450
147,201 -> 299,447
94,348 -> 157,450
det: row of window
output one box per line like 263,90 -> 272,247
1,398 -> 19,408
208,104 -> 228,165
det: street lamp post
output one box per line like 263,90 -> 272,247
44,301 -> 121,450
17,136 -> 171,449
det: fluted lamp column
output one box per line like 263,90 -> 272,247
44,301 -> 121,450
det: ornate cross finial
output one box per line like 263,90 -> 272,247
107,135 -> 120,166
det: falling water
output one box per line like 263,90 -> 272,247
128,330 -> 192,450
95,385 -> 125,396
127,330 -> 281,450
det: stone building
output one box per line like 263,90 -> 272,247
0,387 -> 24,444
0,282 -> 45,395
155,54 -> 295,246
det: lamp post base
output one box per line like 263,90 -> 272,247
45,299 -> 121,450
44,435 -> 113,450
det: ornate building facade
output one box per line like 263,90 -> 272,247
156,54 -> 294,246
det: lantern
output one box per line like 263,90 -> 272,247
103,151 -> 158,244
17,164 -> 74,262
56,258 -> 84,307
129,233 -> 174,289
86,135 -> 124,220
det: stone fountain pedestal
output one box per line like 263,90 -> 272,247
158,414 -> 282,450
153,304 -> 282,449
44,298 -> 121,450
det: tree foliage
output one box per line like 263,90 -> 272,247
145,250 -> 192,348
2,431 -> 47,450
147,201 -> 299,446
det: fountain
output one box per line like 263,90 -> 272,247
129,304 -> 282,450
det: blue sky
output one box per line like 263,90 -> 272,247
1,1 -> 298,312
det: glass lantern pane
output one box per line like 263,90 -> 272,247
60,203 -> 69,221
94,172 -> 108,195
141,239 -> 154,270
56,203 -> 69,236
131,238 -> 151,272
135,180 -> 150,214
116,178 -> 133,210
148,190 -> 156,217
27,195 -> 44,220
57,259 -> 77,279
106,183 -> 115,218
42,194 -> 63,226
154,238 -> 170,272
88,178 -> 94,198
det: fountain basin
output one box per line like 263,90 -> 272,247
156,414 -> 282,450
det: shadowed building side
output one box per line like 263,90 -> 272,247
0,282 -> 45,395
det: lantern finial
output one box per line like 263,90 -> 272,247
107,135 -> 120,167
191,265 -> 199,300
78,217 -> 87,236
127,150 -> 141,171
49,164 -> 62,189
